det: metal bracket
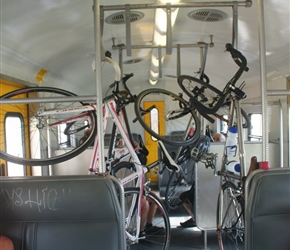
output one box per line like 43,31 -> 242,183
166,3 -> 172,55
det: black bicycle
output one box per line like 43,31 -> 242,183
177,43 -> 250,129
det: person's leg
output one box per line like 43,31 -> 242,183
140,197 -> 150,232
0,235 -> 14,250
180,201 -> 197,228
144,191 -> 164,234
183,202 -> 194,218
145,197 -> 158,226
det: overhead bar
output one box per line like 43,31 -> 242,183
101,1 -> 252,11
112,41 -> 214,50
267,90 -> 290,96
0,95 -> 102,105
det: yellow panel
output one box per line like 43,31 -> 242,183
0,79 -> 31,176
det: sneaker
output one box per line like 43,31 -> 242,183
145,224 -> 164,235
180,218 -> 197,228
139,231 -> 146,240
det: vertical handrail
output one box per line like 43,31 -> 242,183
256,0 -> 269,162
278,100 -> 284,167
93,0 -> 106,173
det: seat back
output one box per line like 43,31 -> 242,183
245,168 -> 290,250
0,175 -> 126,250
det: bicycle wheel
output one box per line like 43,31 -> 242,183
111,161 -> 137,188
217,181 -> 244,250
134,88 -> 200,146
165,157 -> 195,210
0,87 -> 97,166
213,102 -> 251,129
124,187 -> 171,250
178,75 -> 250,128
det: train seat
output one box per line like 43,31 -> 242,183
245,168 -> 290,250
0,175 -> 126,250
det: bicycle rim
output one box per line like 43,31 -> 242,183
217,181 -> 244,250
124,188 -> 171,250
134,88 -> 200,146
165,157 -> 195,210
0,87 -> 97,166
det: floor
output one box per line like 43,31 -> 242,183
168,206 -> 219,250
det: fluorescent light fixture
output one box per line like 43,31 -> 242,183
149,0 -> 180,85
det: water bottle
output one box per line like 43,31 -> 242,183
186,125 -> 195,140
225,161 -> 241,175
226,126 -> 238,156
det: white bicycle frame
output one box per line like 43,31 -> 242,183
40,57 -> 147,243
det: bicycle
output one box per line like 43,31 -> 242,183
215,98 -> 248,250
177,43 -> 250,129
0,56 -> 171,249
173,43 -> 249,250
178,44 -> 251,250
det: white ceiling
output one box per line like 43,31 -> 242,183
1,0 -> 289,100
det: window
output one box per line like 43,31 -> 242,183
5,113 -> 25,176
249,113 -> 262,141
220,115 -> 228,134
150,108 -> 159,141
58,123 -> 71,147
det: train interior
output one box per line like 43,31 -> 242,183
1,0 -> 290,249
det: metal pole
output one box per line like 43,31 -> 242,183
267,90 -> 290,96
256,0 -> 268,162
93,0 -> 106,173
101,1 -> 252,11
232,2 -> 238,48
278,100 -> 284,167
176,44 -> 181,77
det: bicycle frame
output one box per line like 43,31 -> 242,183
40,95 -> 146,242
219,97 -> 247,179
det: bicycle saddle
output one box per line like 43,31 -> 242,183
158,140 -> 180,172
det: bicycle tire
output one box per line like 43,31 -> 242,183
124,188 -> 171,249
134,88 -> 200,146
217,181 -> 244,250
111,161 -> 137,188
165,157 -> 195,210
213,102 -> 251,129
0,87 -> 97,166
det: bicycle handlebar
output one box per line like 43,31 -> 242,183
105,56 -> 121,82
122,73 -> 134,83
225,43 -> 249,72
